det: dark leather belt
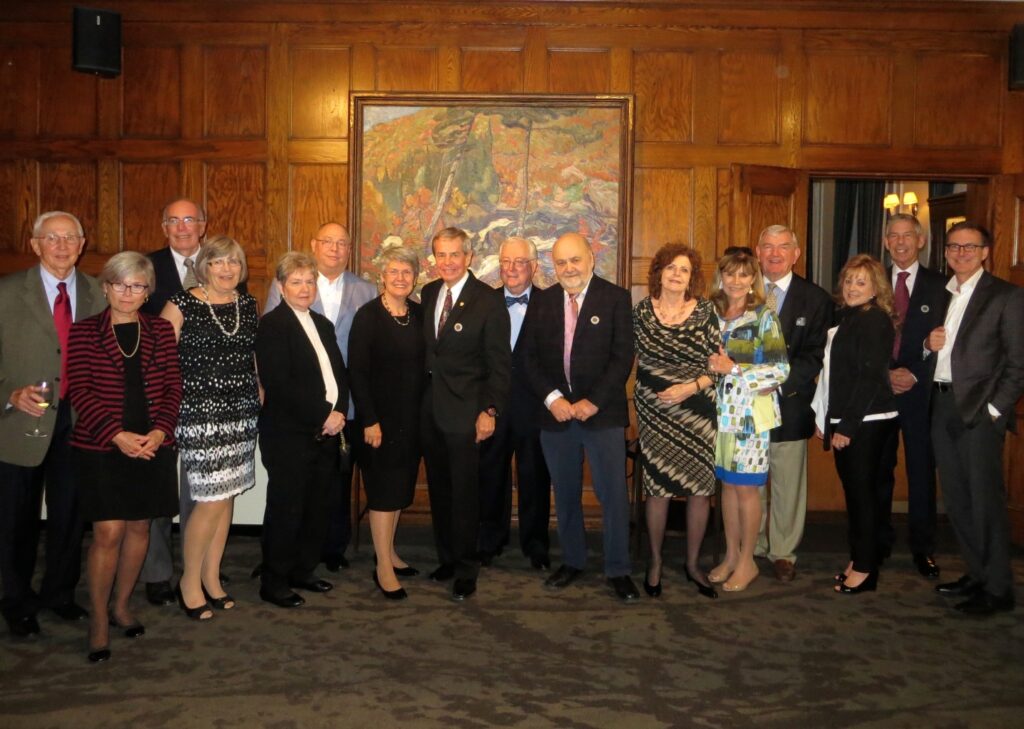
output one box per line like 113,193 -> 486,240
933,382 -> 953,392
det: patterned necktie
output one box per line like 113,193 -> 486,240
765,283 -> 779,313
505,294 -> 528,307
183,257 -> 199,289
892,271 -> 910,359
437,287 -> 453,334
563,293 -> 579,388
54,282 -> 72,398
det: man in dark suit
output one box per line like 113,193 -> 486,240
755,225 -> 833,582
879,214 -> 947,578
421,227 -> 511,601
927,221 -> 1024,616
478,236 -> 551,570
524,232 -> 639,602
0,211 -> 105,636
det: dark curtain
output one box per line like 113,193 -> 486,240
857,181 -> 886,260
831,180 -> 886,287
831,180 -> 858,285
930,181 -> 957,198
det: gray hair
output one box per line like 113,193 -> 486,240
33,211 -> 84,238
379,245 -> 420,280
275,251 -> 318,283
100,251 -> 156,291
757,224 -> 798,248
885,213 -> 923,238
500,236 -> 538,260
161,198 -> 206,223
431,227 -> 472,254
195,235 -> 248,285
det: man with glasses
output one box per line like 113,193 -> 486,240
927,221 -> 1024,616
880,214 -> 946,579
478,237 -> 552,570
0,211 -> 105,636
264,222 -> 376,573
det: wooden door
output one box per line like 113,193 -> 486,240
729,164 -> 810,275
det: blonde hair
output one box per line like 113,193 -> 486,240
711,249 -> 766,315
836,254 -> 894,317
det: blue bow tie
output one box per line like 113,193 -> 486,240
505,294 -> 528,307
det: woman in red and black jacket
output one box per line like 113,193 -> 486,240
67,251 -> 181,663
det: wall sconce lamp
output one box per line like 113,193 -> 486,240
883,192 -> 920,217
884,193 -> 900,215
902,191 -> 919,217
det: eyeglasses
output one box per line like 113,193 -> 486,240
110,282 -> 150,295
36,233 -> 83,246
945,243 -> 985,254
208,258 -> 242,268
163,216 -> 204,227
499,258 -> 536,269
315,238 -> 351,249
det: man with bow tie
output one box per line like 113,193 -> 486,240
478,237 -> 552,571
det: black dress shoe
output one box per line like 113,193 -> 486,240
394,565 -> 419,577
323,554 -> 350,572
372,572 -> 408,600
259,588 -> 305,608
50,602 -> 88,621
6,614 -> 41,637
145,581 -> 176,606
955,590 -> 1015,616
250,564 -> 263,579
936,575 -> 983,597
451,578 -> 477,602
544,565 -> 583,589
289,578 -> 333,593
684,566 -> 718,600
835,570 -> 878,595
643,566 -> 662,597
530,555 -> 551,571
87,646 -> 111,663
109,616 -> 145,639
609,575 -> 640,602
429,564 -> 456,582
913,554 -> 940,579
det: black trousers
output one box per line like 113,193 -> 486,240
931,388 -> 1013,596
833,418 -> 897,574
0,400 -> 82,619
421,391 -> 481,581
478,412 -> 551,560
321,420 -> 357,560
878,386 -> 937,556
259,430 -> 338,595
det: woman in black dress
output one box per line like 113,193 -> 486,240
67,252 -> 182,662
348,245 -> 425,600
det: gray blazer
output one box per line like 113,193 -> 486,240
0,265 -> 105,466
264,269 -> 377,419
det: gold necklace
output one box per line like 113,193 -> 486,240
111,318 -> 141,358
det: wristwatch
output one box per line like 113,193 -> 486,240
730,364 -> 741,376
485,406 -> 498,417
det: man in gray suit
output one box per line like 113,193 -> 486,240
927,221 -> 1024,616
0,211 -> 105,636
264,222 -> 376,569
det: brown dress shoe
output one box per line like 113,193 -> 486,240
773,559 -> 796,582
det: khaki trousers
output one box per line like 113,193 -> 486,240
756,439 -> 808,564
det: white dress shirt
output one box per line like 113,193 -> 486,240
504,284 -> 532,349
891,259 -> 920,297
289,305 -> 339,409
544,280 -> 591,407
433,271 -> 470,337
169,246 -> 199,287
318,272 -> 345,324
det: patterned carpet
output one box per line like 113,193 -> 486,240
1,519 -> 1022,729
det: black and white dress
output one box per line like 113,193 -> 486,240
171,289 -> 260,501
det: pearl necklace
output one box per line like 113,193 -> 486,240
381,295 -> 410,327
111,319 -> 141,358
201,286 -> 241,336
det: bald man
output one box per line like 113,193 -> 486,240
523,233 -> 638,602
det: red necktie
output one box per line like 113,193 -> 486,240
437,287 -> 453,334
54,281 -> 72,398
892,271 -> 910,359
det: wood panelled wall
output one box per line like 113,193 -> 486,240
3,1 -> 1024,536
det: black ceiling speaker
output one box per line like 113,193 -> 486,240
72,7 -> 121,78
1012,24 -> 1024,91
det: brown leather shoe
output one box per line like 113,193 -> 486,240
773,559 -> 796,582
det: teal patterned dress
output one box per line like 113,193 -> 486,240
714,305 -> 789,486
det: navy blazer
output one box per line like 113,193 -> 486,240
496,284 -> 546,431
889,264 -> 947,390
523,275 -> 634,431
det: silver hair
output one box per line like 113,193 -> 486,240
33,211 -> 84,238
431,227 -> 472,255
379,245 -> 421,280
100,251 -> 156,291
275,251 -> 318,283
885,213 -> 923,238
500,236 -> 538,260
757,224 -> 799,248
195,235 -> 249,285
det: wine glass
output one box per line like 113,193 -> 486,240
24,379 -> 53,438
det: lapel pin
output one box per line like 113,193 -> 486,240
796,316 -> 806,326
590,315 -> 600,325
921,305 -> 930,313
454,323 -> 463,332
458,301 -> 465,307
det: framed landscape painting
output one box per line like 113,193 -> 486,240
349,93 -> 634,291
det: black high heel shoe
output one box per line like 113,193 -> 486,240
108,615 -> 145,638
202,585 -> 236,610
375,555 -> 419,578
643,565 -> 662,597
684,566 -> 719,600
372,571 -> 408,601
175,584 -> 214,620
87,644 -> 111,663
835,570 -> 878,595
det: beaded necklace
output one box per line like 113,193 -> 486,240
381,294 -> 410,327
200,286 -> 241,336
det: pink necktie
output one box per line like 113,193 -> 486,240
54,282 -> 72,398
563,293 -> 579,388
437,287 -> 453,335
892,271 -> 910,359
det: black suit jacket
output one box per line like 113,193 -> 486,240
141,246 -> 248,317
771,273 -> 833,442
255,304 -> 349,436
421,272 -> 511,434
931,271 -> 1024,429
889,264 -> 947,390
497,285 -> 547,432
524,275 -> 634,431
